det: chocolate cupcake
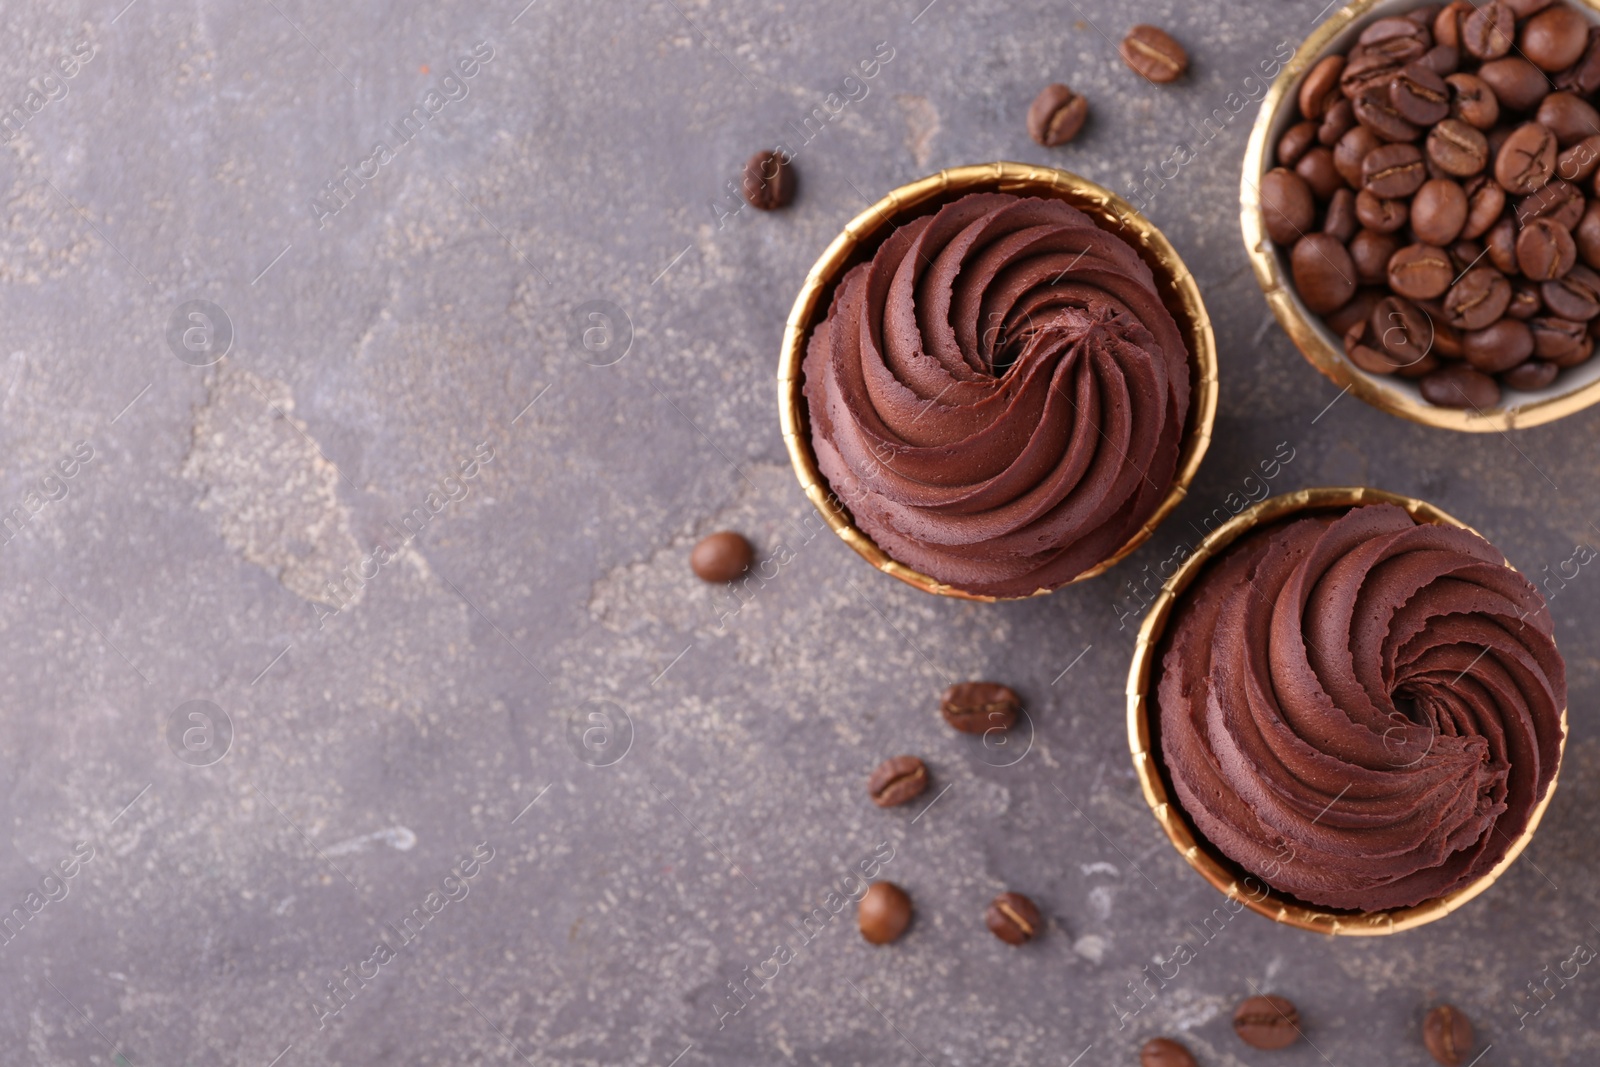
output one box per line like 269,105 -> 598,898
1153,497 -> 1565,916
798,187 -> 1196,598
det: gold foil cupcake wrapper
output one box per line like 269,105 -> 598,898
778,162 -> 1219,601
1127,486 -> 1568,935
1241,0 -> 1600,432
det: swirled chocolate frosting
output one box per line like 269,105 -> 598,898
1158,504 -> 1565,912
801,193 -> 1191,597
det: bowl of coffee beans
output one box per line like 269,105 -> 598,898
1243,0 -> 1600,429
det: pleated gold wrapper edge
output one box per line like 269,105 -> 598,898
1242,0 -> 1600,432
1127,486 -> 1569,935
778,162 -> 1219,602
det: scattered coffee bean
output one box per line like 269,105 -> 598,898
1505,358 -> 1561,388
1293,233 -> 1359,313
1140,1037 -> 1198,1067
1523,4 -> 1590,71
690,531 -> 753,582
1120,24 -> 1188,83
985,892 -> 1041,945
1517,217 -> 1578,279
858,882 -> 912,944
1423,1004 -> 1474,1066
1233,994 -> 1302,1050
868,755 -> 929,807
1261,168 -> 1316,244
1027,84 -> 1089,146
743,150 -> 795,211
940,681 -> 1021,734
1422,363 -> 1502,407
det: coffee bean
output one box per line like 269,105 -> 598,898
1558,135 -> 1600,183
1278,120 -> 1320,167
985,892 -> 1041,945
1121,25 -> 1188,83
1261,168 -> 1316,243
1027,84 -> 1089,146
1507,0 -> 1557,14
1389,243 -> 1456,298
1462,0 -> 1516,60
1510,279 -> 1545,317
1450,239 -> 1485,272
1300,55 -> 1346,121
1465,318 -> 1534,370
1578,200 -> 1600,267
1518,217 -> 1578,279
1326,288 -> 1384,337
1504,357 -> 1560,388
1319,96 -> 1358,145
1393,63 -> 1452,125
1347,318 -> 1412,372
1297,146 -> 1345,199
1336,126 -> 1385,186
1373,294 -> 1437,365
1233,994 -> 1302,1050
1556,26 -> 1600,93
1293,233 -> 1359,312
1353,85 -> 1422,142
691,531 -> 753,582
1357,187 -> 1411,232
858,882 -> 912,944
1446,72 -> 1500,129
1532,314 -> 1591,358
1353,229 -> 1403,284
868,755 -> 929,807
1519,180 -> 1585,231
1543,264 -> 1600,318
1479,57 -> 1553,112
1496,123 -> 1559,195
1427,117 -> 1490,176
1423,1004 -> 1475,1066
1364,142 -> 1427,197
1432,315 -> 1467,358
1523,5 -> 1591,72
1435,1 -> 1474,49
1462,175 -> 1507,237
743,151 -> 796,211
1488,217 -> 1520,273
1422,363 -> 1502,407
1140,1037 -> 1198,1067
1413,178 -> 1470,244
1537,93 -> 1600,149
1422,43 -> 1462,76
1325,187 -> 1358,242
940,681 -> 1020,735
1446,266 -> 1513,328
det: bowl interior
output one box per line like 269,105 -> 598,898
1244,0 -> 1600,431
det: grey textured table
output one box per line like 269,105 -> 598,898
1,1 -> 1596,1065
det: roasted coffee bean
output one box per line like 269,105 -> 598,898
858,882 -> 912,944
1503,358 -> 1560,388
940,681 -> 1020,734
1446,266 -> 1513,328
1556,27 -> 1600,93
1300,54 -> 1346,120
985,892 -> 1041,945
1120,24 -> 1188,83
1140,1037 -> 1199,1067
1413,178 -> 1470,245
1487,217 -> 1520,273
1427,117 -> 1490,176
1027,84 -> 1089,146
1479,57 -> 1552,112
1360,16 -> 1433,62
1496,123 -> 1558,195
868,755 -> 929,807
1389,243 -> 1456,298
1293,233 -> 1359,312
1324,187 -> 1358,242
1423,1004 -> 1475,1067
1523,4 -> 1591,72
1450,239 -> 1485,272
1506,0 -> 1557,14
1278,120 -> 1320,166
1372,294 -> 1437,365
1518,218 -> 1578,279
1353,86 -> 1422,142
1364,142 -> 1427,196
691,531 -> 753,581
1578,200 -> 1600,268
1336,126 -> 1385,186
1462,0 -> 1515,59
1420,43 -> 1461,76
1233,995 -> 1302,1050
1435,1 -> 1474,48
1393,62 -> 1451,125
1533,316 -> 1594,362
1518,180 -> 1586,230
1297,146 -> 1345,199
1509,279 -> 1545,318
1464,318 -> 1534,371
1403,5 -> 1439,29
1261,167 -> 1316,243
1422,363 -> 1502,407
1357,187 -> 1410,232
1543,265 -> 1600,318
1347,318 -> 1411,372
1558,135 -> 1600,184
1461,175 -> 1507,238
1319,96 -> 1358,145
743,150 -> 796,210
1537,93 -> 1600,149
1352,229 -> 1403,284
1446,72 -> 1500,129
1327,288 -> 1385,336
1431,315 -> 1467,358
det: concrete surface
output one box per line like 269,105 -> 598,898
0,0 -> 1596,1064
